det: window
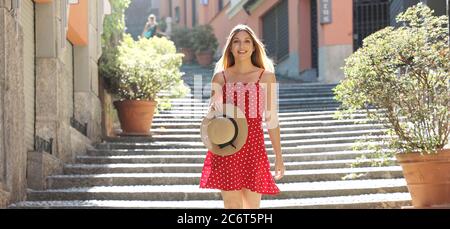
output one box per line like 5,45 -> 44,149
192,0 -> 198,27
262,0 -> 289,62
218,0 -> 224,11
175,6 -> 180,23
353,0 -> 390,50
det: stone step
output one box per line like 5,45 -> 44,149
152,113 -> 372,123
88,142 -> 387,156
77,150 -> 386,164
162,107 -> 381,117
162,106 -> 342,115
154,109 -> 379,118
47,166 -> 403,187
183,80 -> 337,86
172,92 -> 336,100
197,94 -> 336,100
149,119 -> 377,130
166,104 -> 341,112
148,124 -> 384,136
10,192 -> 412,209
64,158 -> 397,175
124,129 -> 386,142
199,86 -> 337,92
160,106 -> 342,114
168,102 -> 340,111
190,82 -> 337,88
29,179 -> 407,201
175,87 -> 338,93
95,135 -> 389,150
156,109 -> 382,118
164,102 -> 342,110
168,97 -> 338,106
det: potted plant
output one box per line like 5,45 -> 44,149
101,34 -> 184,135
191,25 -> 218,67
334,3 -> 449,208
171,26 -> 195,64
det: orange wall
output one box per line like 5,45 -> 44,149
173,0 -> 353,72
198,2 -> 209,25
288,0 -> 300,54
318,0 -> 353,46
209,0 -> 281,53
160,0 -> 171,18
209,0 -> 310,69
175,0 -> 187,27
299,0 -> 312,70
67,0 -> 88,46
186,0 -> 193,28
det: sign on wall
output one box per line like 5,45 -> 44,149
320,0 -> 332,24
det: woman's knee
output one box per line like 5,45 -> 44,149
242,188 -> 261,209
223,200 -> 243,209
221,190 -> 244,209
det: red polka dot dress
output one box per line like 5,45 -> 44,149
199,70 -> 280,195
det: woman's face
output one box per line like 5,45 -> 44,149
148,17 -> 155,23
230,31 -> 255,61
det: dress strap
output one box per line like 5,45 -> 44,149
256,70 -> 264,83
222,71 -> 227,83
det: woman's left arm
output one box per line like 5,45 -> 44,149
263,72 -> 285,180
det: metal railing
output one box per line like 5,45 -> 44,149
34,136 -> 53,154
70,117 -> 87,136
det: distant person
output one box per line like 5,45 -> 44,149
142,14 -> 159,39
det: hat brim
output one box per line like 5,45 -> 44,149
200,104 -> 248,156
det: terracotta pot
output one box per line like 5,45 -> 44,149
113,100 -> 157,136
180,48 -> 194,64
196,51 -> 213,67
396,149 -> 450,208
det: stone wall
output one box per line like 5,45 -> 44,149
26,152 -> 63,190
0,0 -> 106,208
0,1 -> 27,207
74,0 -> 102,143
318,44 -> 353,83
26,0 -> 103,194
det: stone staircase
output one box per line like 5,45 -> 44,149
10,67 -> 412,209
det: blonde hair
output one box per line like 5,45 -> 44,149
214,24 -> 274,74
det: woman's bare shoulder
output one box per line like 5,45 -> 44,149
260,71 -> 277,84
211,72 -> 225,85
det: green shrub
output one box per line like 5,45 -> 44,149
171,26 -> 194,49
334,3 -> 449,154
158,17 -> 167,33
103,34 -> 186,101
191,25 -> 218,54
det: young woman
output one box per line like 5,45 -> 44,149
200,24 -> 284,209
142,14 -> 159,39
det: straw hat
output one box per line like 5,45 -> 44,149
200,104 -> 248,156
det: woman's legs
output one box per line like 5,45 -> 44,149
242,188 -> 262,209
221,190 -> 243,209
221,188 -> 262,209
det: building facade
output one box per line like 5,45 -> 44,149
160,0 -> 448,83
0,0 -> 109,207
